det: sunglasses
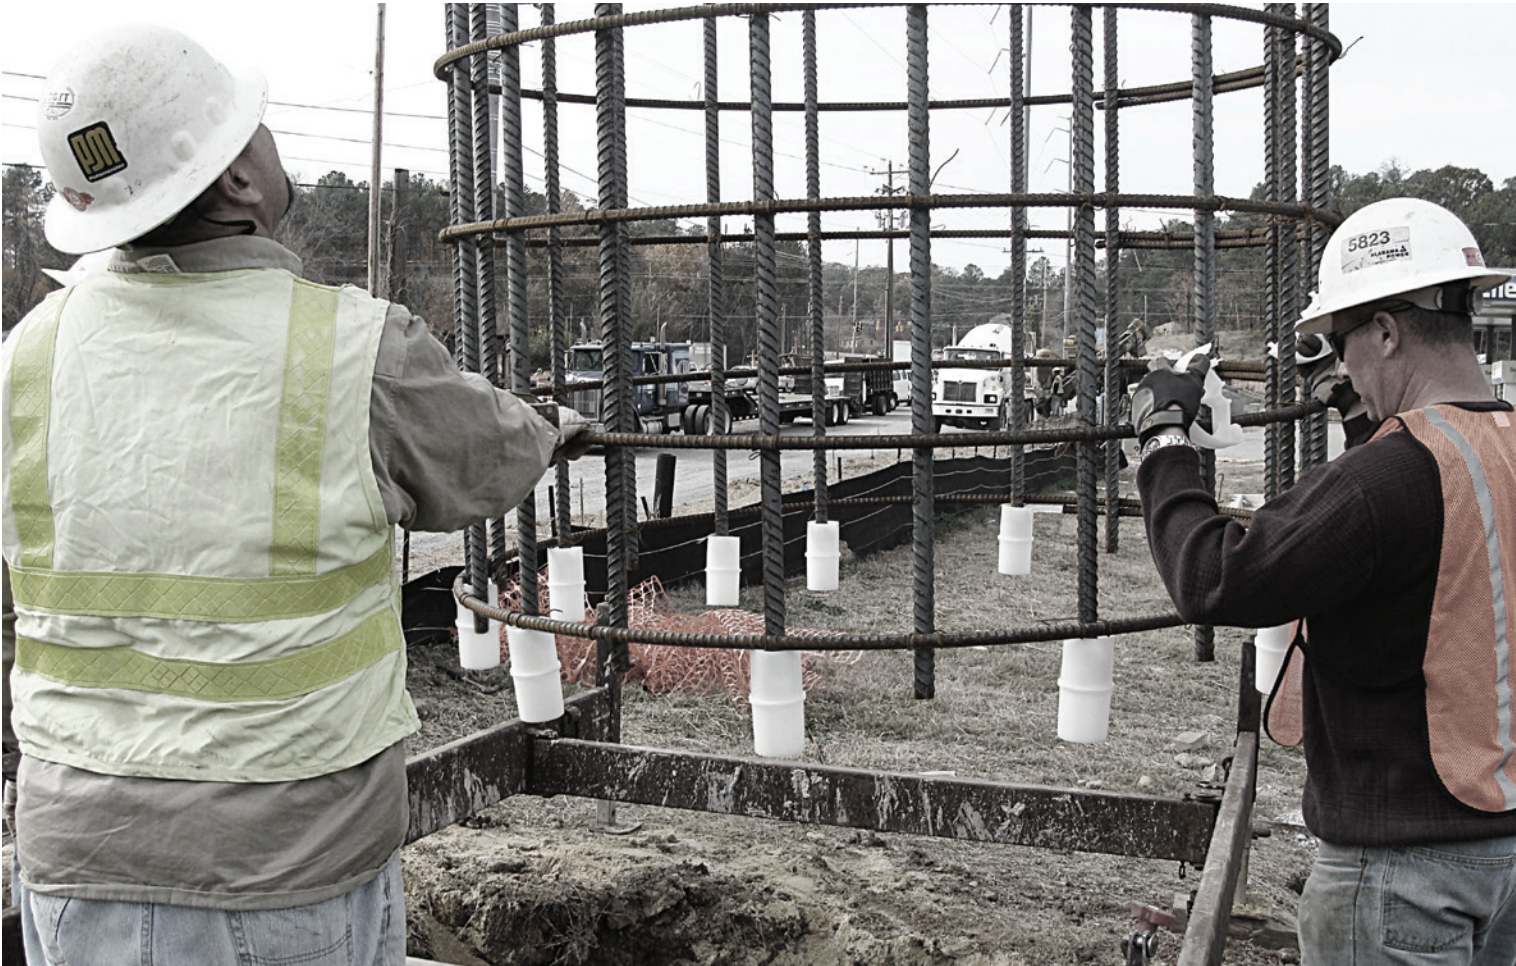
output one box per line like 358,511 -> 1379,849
1325,299 -> 1415,358
1325,317 -> 1371,358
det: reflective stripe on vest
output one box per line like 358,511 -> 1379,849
1401,406 -> 1516,812
2,269 -> 416,782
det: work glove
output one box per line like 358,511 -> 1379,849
1131,355 -> 1209,444
1295,333 -> 1360,417
550,404 -> 593,464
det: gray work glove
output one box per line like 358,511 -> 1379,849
551,404 -> 593,464
1296,333 -> 1360,417
1131,355 -> 1209,444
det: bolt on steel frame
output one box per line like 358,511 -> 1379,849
415,6 -> 1340,964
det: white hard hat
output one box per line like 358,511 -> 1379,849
1297,197 -> 1511,334
38,25 -> 268,254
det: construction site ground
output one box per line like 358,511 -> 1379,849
399,437 -> 1313,966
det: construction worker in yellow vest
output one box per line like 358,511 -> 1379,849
2,25 -> 585,965
1132,197 -> 1516,965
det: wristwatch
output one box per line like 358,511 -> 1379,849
1139,432 -> 1197,461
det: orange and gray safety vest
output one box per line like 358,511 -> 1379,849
2,268 -> 418,783
1266,405 -> 1516,812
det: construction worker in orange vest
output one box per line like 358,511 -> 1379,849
1132,197 -> 1516,966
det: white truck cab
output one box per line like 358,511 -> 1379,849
931,323 -> 1016,432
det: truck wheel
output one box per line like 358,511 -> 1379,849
680,406 -> 695,435
871,393 -> 888,417
838,402 -> 851,425
694,404 -> 710,435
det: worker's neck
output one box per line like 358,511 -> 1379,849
1399,352 -> 1496,413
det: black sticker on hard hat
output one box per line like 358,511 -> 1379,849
1340,226 -> 1410,275
42,89 -> 75,121
67,122 -> 127,183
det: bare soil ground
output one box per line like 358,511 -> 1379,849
400,448 -> 1315,966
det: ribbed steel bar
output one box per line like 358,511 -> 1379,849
1192,11 -> 1217,661
805,9 -> 830,524
465,575 -> 1190,653
444,191 -> 1340,242
439,4 -> 1344,79
750,11 -> 786,640
1262,9 -> 1282,502
1072,6 -> 1099,625
1102,6 -> 1123,555
471,7 -> 510,569
1301,3 -> 1330,470
1008,5 -> 1028,505
907,4 -> 935,698
542,4 -> 574,542
595,3 -> 631,636
497,3 -> 539,615
704,15 -> 730,535
447,5 -> 489,625
1273,4 -> 1299,492
612,7 -> 638,577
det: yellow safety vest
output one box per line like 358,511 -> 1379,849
1266,405 -> 1516,812
2,268 -> 418,783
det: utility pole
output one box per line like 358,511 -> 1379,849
367,3 -> 386,294
390,168 -> 409,307
868,160 -> 906,342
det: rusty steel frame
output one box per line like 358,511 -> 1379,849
405,688 -> 1233,868
431,5 -> 1334,964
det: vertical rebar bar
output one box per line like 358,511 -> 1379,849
704,16 -> 729,536
471,6 -> 509,572
1262,9 -> 1282,503
1102,6 -> 1122,555
1071,6 -> 1099,625
1008,5 -> 1027,505
1302,3 -> 1331,470
1274,4 -> 1299,492
805,9 -> 830,525
497,3 -> 539,615
541,4 -> 573,541
750,11 -> 786,640
907,4 -> 936,697
447,5 -> 489,626
596,3 -> 631,638
1191,11 -> 1217,661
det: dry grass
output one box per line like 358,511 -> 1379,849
617,455 -> 1302,820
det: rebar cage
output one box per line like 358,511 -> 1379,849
414,5 -> 1340,964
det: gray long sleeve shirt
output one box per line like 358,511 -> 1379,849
5,236 -> 559,909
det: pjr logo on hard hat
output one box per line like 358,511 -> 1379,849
67,122 -> 127,182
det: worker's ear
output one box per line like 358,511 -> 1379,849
1373,310 -> 1402,359
211,156 -> 265,211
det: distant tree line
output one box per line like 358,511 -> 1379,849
6,160 -> 1512,364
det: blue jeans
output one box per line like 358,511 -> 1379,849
1299,836 -> 1516,966
18,851 -> 404,966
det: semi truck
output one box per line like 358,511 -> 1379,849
565,341 -> 880,437
931,322 -> 1019,432
565,341 -> 693,435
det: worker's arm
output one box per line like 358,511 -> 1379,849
1135,435 -> 1437,630
369,303 -> 562,533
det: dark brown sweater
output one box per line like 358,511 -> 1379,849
1137,402 -> 1516,846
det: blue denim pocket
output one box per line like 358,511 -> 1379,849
228,900 -> 353,966
1381,843 -> 1516,955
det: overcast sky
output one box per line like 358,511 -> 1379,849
3,3 -> 1511,273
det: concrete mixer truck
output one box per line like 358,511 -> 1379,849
930,322 -> 1019,432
